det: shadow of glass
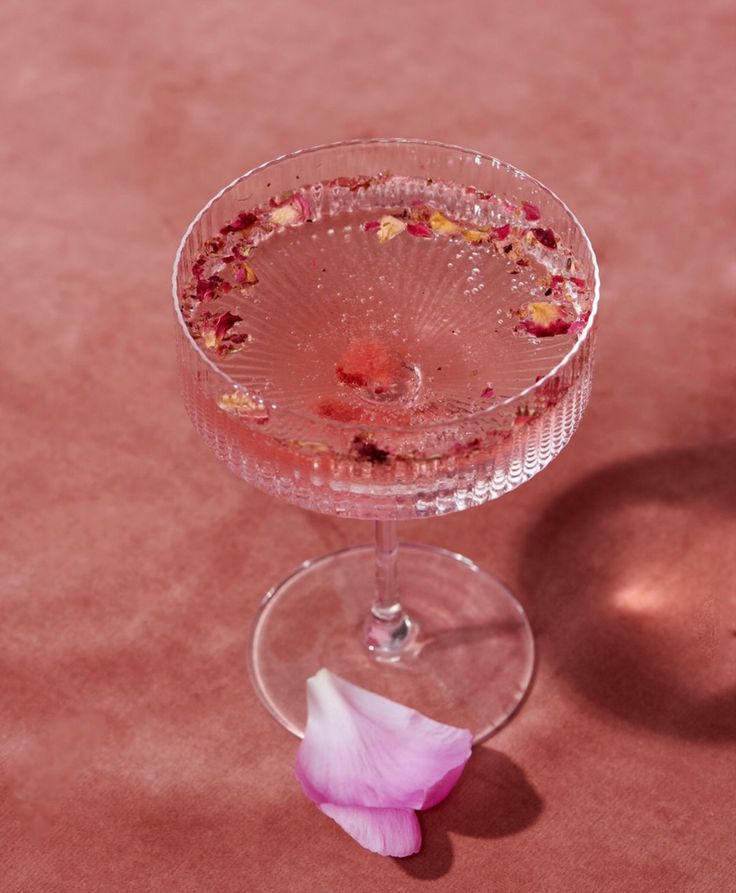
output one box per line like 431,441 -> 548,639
397,747 -> 543,880
518,441 -> 736,741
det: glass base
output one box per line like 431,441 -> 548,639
249,544 -> 535,744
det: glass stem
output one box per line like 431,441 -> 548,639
364,520 -> 416,659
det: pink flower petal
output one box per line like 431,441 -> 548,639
363,220 -> 381,232
318,804 -> 421,858
481,385 -> 495,399
295,669 -> 472,810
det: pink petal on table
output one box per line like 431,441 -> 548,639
295,669 -> 472,810
319,804 -> 421,857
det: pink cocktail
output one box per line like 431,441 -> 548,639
173,140 -> 599,741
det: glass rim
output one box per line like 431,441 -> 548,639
172,137 -> 600,434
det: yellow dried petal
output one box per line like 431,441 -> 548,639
292,439 -> 330,453
462,228 -> 491,243
242,261 -> 257,284
217,391 -> 269,421
430,210 -> 460,235
526,302 -> 563,325
377,215 -> 407,243
270,205 -> 300,226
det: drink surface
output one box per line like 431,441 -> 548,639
177,173 -> 594,516
180,175 -> 591,432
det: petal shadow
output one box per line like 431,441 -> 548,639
397,747 -> 543,880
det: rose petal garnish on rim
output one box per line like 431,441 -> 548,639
295,669 -> 472,857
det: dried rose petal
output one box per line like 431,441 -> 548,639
201,310 -> 243,351
363,220 -> 381,233
570,277 -> 587,289
462,228 -> 491,243
196,275 -> 222,303
409,201 -> 432,221
335,175 -> 374,191
269,192 -> 312,227
481,385 -> 495,399
204,235 -> 225,254
450,437 -> 482,456
234,260 -> 258,285
220,211 -> 258,235
295,670 -> 471,856
315,398 -> 365,423
351,435 -> 390,464
550,275 -> 565,288
376,215 -> 407,242
429,210 -> 460,235
568,310 -> 591,336
492,223 -> 511,240
270,203 -> 300,226
294,192 -> 312,218
531,227 -> 557,249
406,222 -> 433,238
522,202 -> 541,221
318,804 -> 420,858
216,390 -> 269,423
516,301 -> 571,337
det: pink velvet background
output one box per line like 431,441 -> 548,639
2,1 -> 735,890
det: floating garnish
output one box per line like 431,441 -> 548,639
234,260 -> 258,286
530,227 -> 557,250
376,215 -> 407,242
216,390 -> 269,423
521,201 -> 541,221
516,301 -> 571,337
429,210 -> 460,235
351,434 -> 390,464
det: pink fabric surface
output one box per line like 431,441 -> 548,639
2,1 -> 735,890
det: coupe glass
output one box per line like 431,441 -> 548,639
172,139 -> 599,743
